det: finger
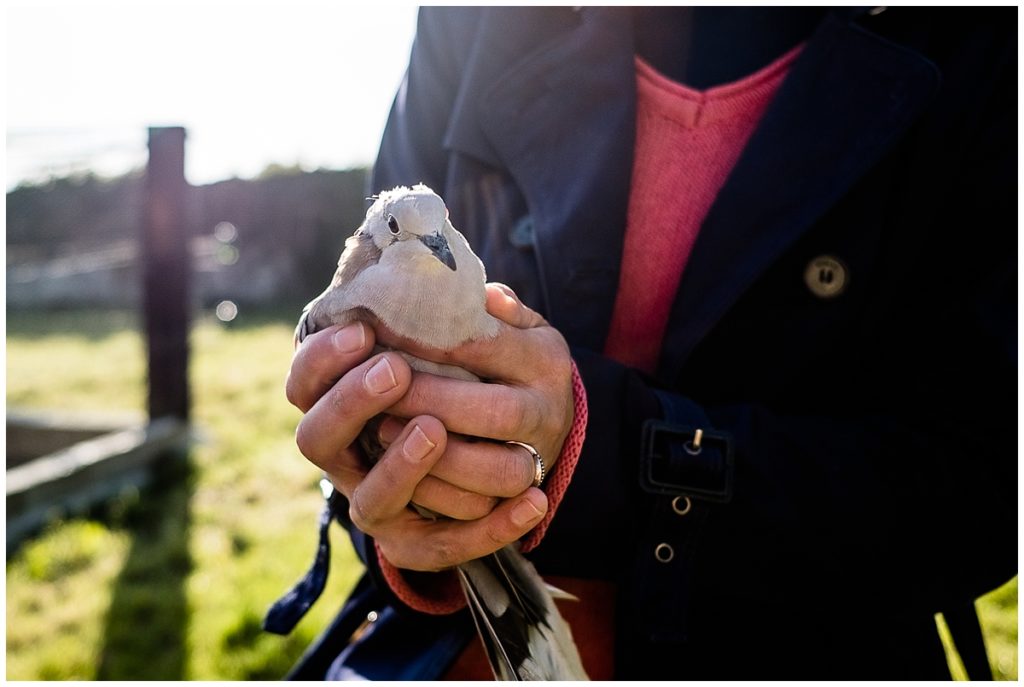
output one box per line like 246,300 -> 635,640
409,323 -> 552,385
460,326 -> 569,384
380,488 -> 549,571
295,351 -> 411,474
390,372 -> 543,442
348,416 -> 447,531
485,282 -> 547,329
322,448 -> 370,498
434,435 -> 538,497
376,421 -> 535,498
376,414 -> 405,448
410,475 -> 499,521
286,322 -> 375,412
372,308 -> 568,385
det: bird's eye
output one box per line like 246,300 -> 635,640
387,214 -> 400,234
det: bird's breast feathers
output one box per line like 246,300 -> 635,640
345,250 -> 498,349
301,185 -> 501,349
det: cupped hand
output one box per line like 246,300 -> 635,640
285,316 -> 552,571
375,282 -> 576,490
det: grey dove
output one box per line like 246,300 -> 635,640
296,184 -> 589,681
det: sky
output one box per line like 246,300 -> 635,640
5,1 -> 420,190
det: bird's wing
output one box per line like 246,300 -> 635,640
295,232 -> 382,344
330,230 -> 383,290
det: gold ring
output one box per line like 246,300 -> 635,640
506,440 -> 545,487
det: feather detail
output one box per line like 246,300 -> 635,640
296,232 -> 383,344
457,548 -> 588,680
334,230 -> 384,289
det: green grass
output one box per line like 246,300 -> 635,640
937,577 -> 1019,681
6,308 -> 364,680
5,308 -> 1019,679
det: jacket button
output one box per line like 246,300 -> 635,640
509,215 -> 535,249
654,543 -> 675,563
804,255 -> 848,299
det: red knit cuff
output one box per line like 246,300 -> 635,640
521,359 -> 588,552
374,359 -> 589,614
375,542 -> 466,615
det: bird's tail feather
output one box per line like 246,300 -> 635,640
457,547 -> 589,681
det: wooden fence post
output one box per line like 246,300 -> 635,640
143,126 -> 190,421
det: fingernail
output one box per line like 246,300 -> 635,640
364,357 -> 397,394
510,493 -> 544,527
334,323 -> 365,353
378,416 -> 402,445
403,425 -> 435,462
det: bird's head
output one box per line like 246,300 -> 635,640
361,184 -> 457,271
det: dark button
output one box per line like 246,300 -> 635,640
804,255 -> 848,299
509,215 -> 535,248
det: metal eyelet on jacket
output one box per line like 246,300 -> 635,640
671,496 -> 692,516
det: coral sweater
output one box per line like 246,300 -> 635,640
605,46 -> 802,371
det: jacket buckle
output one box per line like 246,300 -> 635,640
639,420 -> 734,503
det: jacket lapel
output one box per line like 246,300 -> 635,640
470,9 -> 939,367
474,7 -> 637,351
659,12 -> 941,378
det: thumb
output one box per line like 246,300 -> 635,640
486,283 -> 547,329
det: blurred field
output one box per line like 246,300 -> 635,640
5,308 -> 1018,679
6,308 -> 363,680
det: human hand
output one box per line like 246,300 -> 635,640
374,280 -> 575,513
285,314 -> 555,571
379,281 -> 574,466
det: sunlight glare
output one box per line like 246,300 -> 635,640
6,2 -> 420,189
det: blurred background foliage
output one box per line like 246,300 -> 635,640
7,165 -> 370,312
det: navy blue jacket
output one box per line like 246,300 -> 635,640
356,6 -> 1015,678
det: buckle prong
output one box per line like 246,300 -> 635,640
684,428 -> 703,455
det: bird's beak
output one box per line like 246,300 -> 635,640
420,231 -> 457,271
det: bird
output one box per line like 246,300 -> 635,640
296,184 -> 589,681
